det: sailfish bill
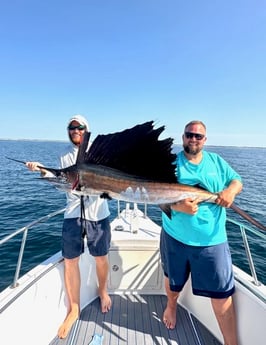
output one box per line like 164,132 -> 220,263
6,121 -> 266,231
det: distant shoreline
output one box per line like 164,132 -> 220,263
0,138 -> 68,143
0,138 -> 265,149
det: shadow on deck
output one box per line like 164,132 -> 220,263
50,294 -> 222,345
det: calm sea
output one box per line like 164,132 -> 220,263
0,140 -> 265,292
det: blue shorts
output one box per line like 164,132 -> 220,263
62,217 -> 111,259
160,228 -> 235,299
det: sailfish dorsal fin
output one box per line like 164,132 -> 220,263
76,131 -> 91,165
80,121 -> 177,183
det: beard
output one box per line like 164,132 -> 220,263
68,133 -> 82,146
183,144 -> 201,155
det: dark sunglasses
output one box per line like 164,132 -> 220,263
68,124 -> 86,130
185,132 -> 205,140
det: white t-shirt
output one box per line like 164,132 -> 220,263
59,143 -> 110,221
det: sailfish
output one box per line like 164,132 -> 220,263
7,121 -> 266,231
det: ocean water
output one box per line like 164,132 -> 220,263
0,140 -> 265,292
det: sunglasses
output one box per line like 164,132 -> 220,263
185,132 -> 205,140
68,124 -> 86,130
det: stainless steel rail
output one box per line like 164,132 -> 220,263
227,216 -> 266,286
0,206 -> 265,290
0,208 -> 66,289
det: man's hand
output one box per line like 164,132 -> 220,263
26,162 -> 43,171
26,162 -> 47,176
171,198 -> 200,215
215,180 -> 242,208
215,189 -> 236,208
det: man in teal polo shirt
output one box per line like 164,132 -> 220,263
160,120 -> 242,345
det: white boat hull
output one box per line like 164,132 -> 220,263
0,207 -> 265,345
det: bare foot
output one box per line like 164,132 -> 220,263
57,309 -> 79,339
163,304 -> 177,329
100,292 -> 112,313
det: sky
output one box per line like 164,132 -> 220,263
0,0 -> 265,147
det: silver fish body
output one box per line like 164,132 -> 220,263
48,163 -> 218,205
46,165 -> 266,231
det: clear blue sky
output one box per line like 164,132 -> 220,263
0,0 -> 265,147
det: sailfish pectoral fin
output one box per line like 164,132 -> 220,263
230,203 -> 266,231
100,192 -> 112,200
159,204 -> 172,219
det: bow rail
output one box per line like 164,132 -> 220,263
0,204 -> 265,290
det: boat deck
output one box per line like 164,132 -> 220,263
49,294 -> 222,345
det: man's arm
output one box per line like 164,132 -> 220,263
215,179 -> 243,208
26,162 -> 52,177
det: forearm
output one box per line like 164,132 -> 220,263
216,179 -> 243,207
227,179 -> 243,196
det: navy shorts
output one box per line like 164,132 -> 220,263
62,217 -> 111,259
160,228 -> 235,299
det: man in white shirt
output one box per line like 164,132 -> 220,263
26,114 -> 111,339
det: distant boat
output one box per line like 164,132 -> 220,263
0,202 -> 265,345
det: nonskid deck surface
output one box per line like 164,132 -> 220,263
49,294 -> 222,345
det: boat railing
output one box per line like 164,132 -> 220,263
0,207 -> 66,289
227,216 -> 265,286
0,204 -> 265,291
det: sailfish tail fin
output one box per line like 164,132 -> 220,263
230,203 -> 266,231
